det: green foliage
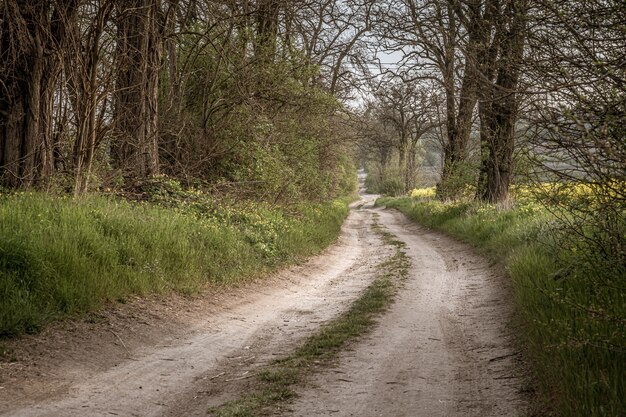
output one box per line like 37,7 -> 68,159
218,87 -> 350,202
436,158 -> 478,201
379,196 -> 625,417
0,190 -> 349,337
364,163 -> 405,196
331,154 -> 359,198
369,177 -> 405,196
160,25 -> 355,203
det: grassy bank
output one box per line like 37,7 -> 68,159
0,187 -> 350,338
378,195 -> 625,417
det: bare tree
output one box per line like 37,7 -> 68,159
373,0 -> 482,198
362,77 -> 441,192
66,0 -> 114,195
289,0 -> 371,97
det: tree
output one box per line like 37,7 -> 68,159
0,0 -> 79,188
255,0 -> 280,64
66,0 -> 114,195
474,0 -> 529,203
357,112 -> 396,185
289,0 -> 371,97
372,0 -> 484,198
358,76 -> 440,193
371,0 -> 532,202
111,0 -> 170,179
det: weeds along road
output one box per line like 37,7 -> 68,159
1,177 -> 528,417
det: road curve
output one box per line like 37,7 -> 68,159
1,176 -> 527,416
1,194 -> 391,417
282,204 -> 528,417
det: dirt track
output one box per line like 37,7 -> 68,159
1,174 -> 528,417
283,207 -> 528,417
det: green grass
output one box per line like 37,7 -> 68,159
0,191 -> 350,337
378,196 -> 625,417
208,221 -> 410,417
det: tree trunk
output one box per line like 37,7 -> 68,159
0,1 -> 76,189
398,140 -> 406,172
437,2 -> 458,199
146,2 -> 162,176
437,0 -> 480,199
112,0 -> 162,179
160,0 -> 181,171
255,0 -> 280,64
405,144 -> 417,192
397,130 -> 407,191
69,2 -> 113,196
438,66 -> 479,199
477,0 -> 528,203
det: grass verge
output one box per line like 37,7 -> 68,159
0,188 -> 351,337
378,196 -> 625,417
208,218 -> 410,417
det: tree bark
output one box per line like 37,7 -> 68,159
437,0 -> 480,199
255,0 -> 280,64
112,0 -> 163,179
406,143 -> 417,192
476,0 -> 528,203
0,0 -> 77,189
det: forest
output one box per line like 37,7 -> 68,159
1,1 -> 622,203
0,0 -> 361,199
0,1 -> 624,417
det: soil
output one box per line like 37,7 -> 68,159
0,173 -> 529,417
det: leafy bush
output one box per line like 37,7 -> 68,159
364,164 -> 405,196
165,34 -> 355,204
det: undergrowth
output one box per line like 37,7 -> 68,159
0,182 -> 351,337
378,195 -> 625,417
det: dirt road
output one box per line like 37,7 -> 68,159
1,176 -> 528,416
283,208 -> 528,416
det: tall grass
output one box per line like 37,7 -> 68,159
0,192 -> 349,337
378,196 -> 625,417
